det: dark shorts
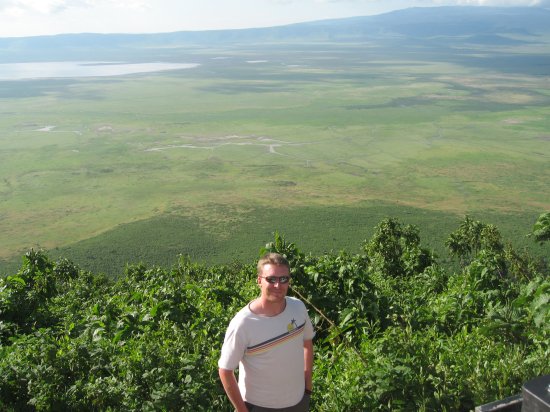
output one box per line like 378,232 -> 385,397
245,393 -> 310,412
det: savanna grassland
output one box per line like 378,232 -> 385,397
1,34 -> 549,276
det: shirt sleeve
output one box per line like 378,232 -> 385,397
302,303 -> 315,341
218,317 -> 247,370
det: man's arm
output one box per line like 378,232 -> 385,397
303,339 -> 314,391
218,368 -> 248,412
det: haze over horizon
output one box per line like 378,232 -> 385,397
1,0 -> 549,38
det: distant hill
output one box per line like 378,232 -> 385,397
0,6 -> 549,61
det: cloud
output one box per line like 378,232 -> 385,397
0,0 -> 148,15
0,0 -> 75,14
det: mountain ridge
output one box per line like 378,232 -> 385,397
1,6 -> 549,47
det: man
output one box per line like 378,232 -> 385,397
218,253 -> 315,411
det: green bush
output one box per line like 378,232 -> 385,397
0,217 -> 548,410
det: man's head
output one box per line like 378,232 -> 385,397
257,252 -> 290,276
257,253 -> 290,304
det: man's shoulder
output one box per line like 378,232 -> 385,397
286,296 -> 307,310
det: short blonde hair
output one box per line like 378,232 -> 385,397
257,253 -> 290,275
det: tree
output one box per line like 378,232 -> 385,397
362,218 -> 435,278
445,216 -> 503,266
531,212 -> 550,244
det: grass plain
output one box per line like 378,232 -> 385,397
1,37 -> 549,276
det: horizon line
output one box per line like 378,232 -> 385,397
1,4 -> 548,40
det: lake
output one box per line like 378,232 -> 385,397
0,61 -> 200,80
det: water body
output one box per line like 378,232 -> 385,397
0,61 -> 200,80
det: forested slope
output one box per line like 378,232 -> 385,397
0,216 -> 548,411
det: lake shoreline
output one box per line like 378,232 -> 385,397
0,61 -> 200,80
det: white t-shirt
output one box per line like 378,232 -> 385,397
218,296 -> 315,408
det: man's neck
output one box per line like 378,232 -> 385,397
250,297 -> 286,317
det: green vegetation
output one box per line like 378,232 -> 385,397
1,35 -> 549,276
1,217 -> 548,410
531,212 -> 550,244
27,205 -> 550,278
1,202 -> 543,277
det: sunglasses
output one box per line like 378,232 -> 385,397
260,276 -> 291,284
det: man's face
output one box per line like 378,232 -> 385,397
258,263 -> 290,303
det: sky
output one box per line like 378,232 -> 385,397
0,0 -> 548,38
